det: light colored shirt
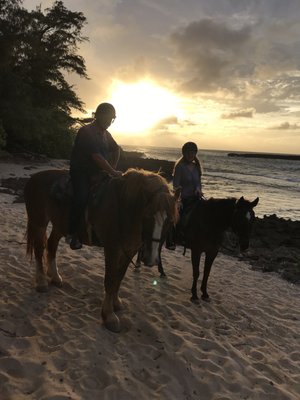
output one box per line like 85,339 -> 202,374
173,161 -> 201,199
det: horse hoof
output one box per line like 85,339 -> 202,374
51,279 -> 63,288
201,295 -> 211,303
36,284 -> 48,293
160,273 -> 167,278
190,296 -> 199,304
104,314 -> 121,333
134,267 -> 141,273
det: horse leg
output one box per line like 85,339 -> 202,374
134,246 -> 143,272
112,257 -> 131,312
102,277 -> 119,331
47,228 -> 63,287
157,242 -> 166,277
33,227 -> 48,292
101,251 -> 124,332
201,251 -> 218,301
190,248 -> 201,303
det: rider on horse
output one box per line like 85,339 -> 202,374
67,103 -> 122,250
166,141 -> 203,250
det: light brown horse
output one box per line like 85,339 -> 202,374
24,168 -> 178,332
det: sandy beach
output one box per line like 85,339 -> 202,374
0,157 -> 299,400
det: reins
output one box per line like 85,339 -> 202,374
122,235 -> 162,269
119,176 -> 173,267
150,237 -> 161,243
122,248 -> 139,268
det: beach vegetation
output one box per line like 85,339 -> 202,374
0,0 -> 88,157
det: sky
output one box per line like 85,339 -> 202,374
23,0 -> 300,154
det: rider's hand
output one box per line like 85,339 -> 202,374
195,188 -> 203,198
113,170 -> 123,177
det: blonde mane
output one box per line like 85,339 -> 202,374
121,168 -> 178,223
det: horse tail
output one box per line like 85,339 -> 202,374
25,218 -> 47,260
24,172 -> 49,260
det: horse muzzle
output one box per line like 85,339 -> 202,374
140,253 -> 158,267
140,243 -> 160,267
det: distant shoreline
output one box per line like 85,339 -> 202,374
228,152 -> 300,161
119,150 -> 174,181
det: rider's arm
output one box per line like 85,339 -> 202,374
91,153 -> 122,177
110,146 -> 120,169
173,164 -> 182,190
195,170 -> 203,198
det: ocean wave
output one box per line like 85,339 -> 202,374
205,172 -> 300,192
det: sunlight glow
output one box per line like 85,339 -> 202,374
108,80 -> 180,134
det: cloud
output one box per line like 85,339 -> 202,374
171,18 -> 251,50
246,100 -> 282,114
169,18 -> 253,93
152,116 -> 199,131
114,56 -> 150,82
269,121 -> 300,130
221,108 -> 255,119
182,119 -> 197,126
153,116 -> 179,130
167,11 -> 300,116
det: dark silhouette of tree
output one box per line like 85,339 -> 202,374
0,0 -> 88,157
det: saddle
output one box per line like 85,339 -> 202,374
50,172 -> 112,246
177,197 -> 204,253
50,172 -> 111,205
50,173 -> 73,201
166,196 -> 202,253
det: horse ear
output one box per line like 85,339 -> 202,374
236,196 -> 244,205
174,187 -> 181,201
251,197 -> 259,208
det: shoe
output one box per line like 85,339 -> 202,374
65,234 -> 72,244
70,236 -> 82,250
166,244 -> 176,251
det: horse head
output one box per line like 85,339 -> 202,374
140,211 -> 168,266
133,175 -> 180,267
231,196 -> 259,251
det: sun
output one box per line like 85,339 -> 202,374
107,80 -> 180,134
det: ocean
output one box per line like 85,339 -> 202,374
122,145 -> 300,221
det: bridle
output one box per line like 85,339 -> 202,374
122,236 -> 162,269
149,237 -> 161,243
230,205 -> 254,251
121,184 -> 171,266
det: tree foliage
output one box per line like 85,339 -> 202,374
0,0 -> 88,157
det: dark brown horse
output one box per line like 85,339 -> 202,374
24,168 -> 178,332
188,196 -> 259,302
136,196 -> 259,302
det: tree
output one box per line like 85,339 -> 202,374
0,0 -> 88,157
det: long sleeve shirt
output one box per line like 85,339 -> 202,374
173,161 -> 201,200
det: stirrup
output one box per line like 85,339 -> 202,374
70,237 -> 82,250
65,234 -> 72,244
166,244 -> 176,251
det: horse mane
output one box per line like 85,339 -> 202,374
205,197 -> 237,208
192,197 -> 237,231
121,168 -> 178,223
